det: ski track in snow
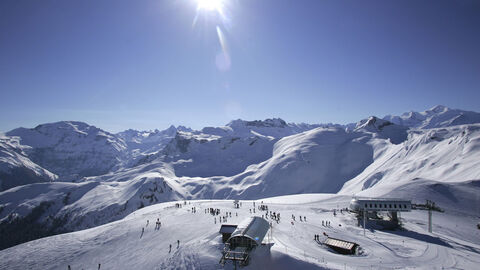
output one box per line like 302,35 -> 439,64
1,195 -> 479,270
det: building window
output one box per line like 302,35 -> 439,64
370,204 -> 372,208
394,204 -> 397,208
389,204 -> 392,208
404,204 -> 407,208
374,204 -> 377,207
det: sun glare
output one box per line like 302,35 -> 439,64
196,0 -> 223,11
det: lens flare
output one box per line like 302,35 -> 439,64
196,0 -> 223,12
192,0 -> 232,72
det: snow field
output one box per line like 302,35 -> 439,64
1,194 -> 479,270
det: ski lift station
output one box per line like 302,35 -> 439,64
220,216 -> 270,266
349,197 -> 412,229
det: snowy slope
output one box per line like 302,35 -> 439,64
1,195 -> 479,270
162,131 -> 277,177
5,119 -> 479,252
117,125 -> 192,156
205,127 -> 375,199
1,107 -> 480,257
383,105 -> 480,129
135,118 -> 327,178
0,160 -> 186,250
0,135 -> 57,191
223,118 -> 327,138
340,124 -> 480,200
0,125 -> 382,250
354,116 -> 409,144
6,121 -> 127,180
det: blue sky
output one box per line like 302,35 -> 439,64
1,0 -> 479,133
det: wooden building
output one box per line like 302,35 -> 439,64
323,237 -> 359,255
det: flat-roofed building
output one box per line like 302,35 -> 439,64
349,198 -> 412,212
349,197 -> 411,229
323,237 -> 359,255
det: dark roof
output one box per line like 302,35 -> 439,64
219,224 -> 238,234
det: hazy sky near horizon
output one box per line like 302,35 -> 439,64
1,0 -> 479,133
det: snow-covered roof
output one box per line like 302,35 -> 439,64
324,237 -> 357,251
228,216 -> 269,246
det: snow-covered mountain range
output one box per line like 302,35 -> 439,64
1,105 -> 480,252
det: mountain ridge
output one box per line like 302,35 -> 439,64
1,105 -> 480,250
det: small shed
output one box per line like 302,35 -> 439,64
323,237 -> 359,255
227,216 -> 269,249
219,224 -> 238,243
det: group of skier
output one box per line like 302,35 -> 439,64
206,208 -> 220,215
262,210 -> 281,223
168,240 -> 180,253
291,214 -> 307,222
314,232 -> 329,242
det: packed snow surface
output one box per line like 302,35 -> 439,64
1,194 -> 479,270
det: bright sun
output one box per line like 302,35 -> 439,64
196,0 -> 223,11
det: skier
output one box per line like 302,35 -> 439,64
146,220 -> 149,227
300,216 -> 303,222
169,244 -> 172,253
177,240 -> 180,248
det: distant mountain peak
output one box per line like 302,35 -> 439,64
355,116 -> 393,131
383,105 -> 480,129
428,105 -> 449,113
227,118 -> 287,128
